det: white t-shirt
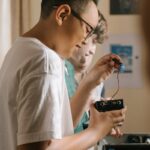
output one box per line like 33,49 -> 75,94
91,83 -> 104,102
0,37 -> 73,150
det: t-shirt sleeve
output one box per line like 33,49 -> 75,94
17,73 -> 62,145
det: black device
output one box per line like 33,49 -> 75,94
112,58 -> 125,72
103,144 -> 150,150
94,99 -> 124,112
112,58 -> 122,65
94,58 -> 125,112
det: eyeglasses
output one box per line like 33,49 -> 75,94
52,5 -> 97,40
71,9 -> 96,40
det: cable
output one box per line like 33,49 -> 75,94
111,71 -> 120,99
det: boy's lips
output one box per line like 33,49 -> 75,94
79,64 -> 86,69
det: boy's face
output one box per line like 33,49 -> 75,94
60,1 -> 99,58
70,35 -> 97,73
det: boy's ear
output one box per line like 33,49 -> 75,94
55,4 -> 71,26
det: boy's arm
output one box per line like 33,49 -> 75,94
17,127 -> 100,150
71,54 -> 121,126
18,102 -> 126,150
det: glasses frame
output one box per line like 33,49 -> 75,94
71,9 -> 96,40
53,5 -> 96,40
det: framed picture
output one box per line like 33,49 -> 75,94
111,44 -> 133,73
102,35 -> 143,88
110,0 -> 139,15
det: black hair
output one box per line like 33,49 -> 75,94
41,0 -> 97,19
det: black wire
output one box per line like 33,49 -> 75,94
111,71 -> 120,99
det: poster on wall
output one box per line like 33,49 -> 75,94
110,44 -> 133,73
102,35 -> 143,89
110,0 -> 139,15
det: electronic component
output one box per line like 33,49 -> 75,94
94,99 -> 124,112
112,58 -> 125,72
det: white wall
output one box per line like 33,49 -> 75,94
97,0 -> 150,133
30,0 -> 150,133
30,0 -> 41,27
0,0 -> 11,67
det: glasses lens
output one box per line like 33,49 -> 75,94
71,9 -> 95,40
